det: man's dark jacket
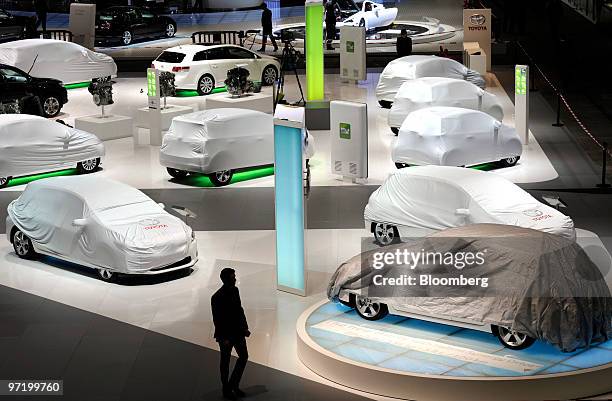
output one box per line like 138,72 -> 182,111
211,285 -> 249,341
261,8 -> 273,34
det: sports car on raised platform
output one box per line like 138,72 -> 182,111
337,0 -> 398,30
364,166 -> 575,245
392,107 -> 520,168
152,44 -> 280,95
0,115 -> 104,188
328,224 -> 612,352
6,176 -> 198,282
95,6 -> 177,46
376,55 -> 485,108
0,39 -> 117,85
387,77 -> 504,134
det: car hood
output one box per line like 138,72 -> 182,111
30,76 -> 63,86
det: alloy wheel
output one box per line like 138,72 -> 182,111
497,327 -> 529,347
122,31 -> 132,45
263,67 -> 277,85
374,223 -> 397,246
98,269 -> 114,281
43,97 -> 60,117
166,24 -> 175,37
215,170 -> 232,183
14,231 -> 31,257
356,297 -> 381,318
81,158 -> 98,172
0,176 -> 8,187
198,76 -> 214,95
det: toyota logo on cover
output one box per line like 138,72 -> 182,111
469,14 -> 487,30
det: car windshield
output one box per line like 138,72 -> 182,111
0,68 -> 28,83
94,200 -> 164,224
156,51 -> 186,63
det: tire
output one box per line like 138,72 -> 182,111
122,30 -> 133,46
165,22 -> 176,38
355,295 -> 388,321
77,158 -> 100,174
492,326 -> 535,350
197,74 -> 215,96
12,229 -> 37,259
391,127 -> 399,136
359,19 -> 366,28
378,100 -> 392,109
0,176 -> 10,188
498,156 -> 520,167
41,95 -> 62,118
98,268 -> 116,282
373,222 -> 399,246
167,168 -> 189,179
395,162 -> 409,169
262,65 -> 278,86
208,170 -> 233,187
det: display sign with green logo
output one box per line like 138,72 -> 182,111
147,69 -> 158,97
515,65 -> 527,95
339,122 -> 351,139
346,41 -> 355,53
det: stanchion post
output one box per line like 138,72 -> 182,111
597,142 -> 611,189
552,92 -> 564,127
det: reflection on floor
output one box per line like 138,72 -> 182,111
307,302 -> 612,377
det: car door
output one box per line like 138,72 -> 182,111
126,8 -> 146,38
0,67 -> 33,106
206,47 -> 231,85
225,47 -> 260,80
458,113 -> 496,166
54,193 -> 86,259
140,9 -> 161,36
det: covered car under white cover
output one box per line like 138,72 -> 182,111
364,166 -> 576,239
0,39 -> 117,84
376,56 -> 486,104
6,176 -> 197,274
392,106 -> 521,167
388,77 -> 503,129
0,115 -> 105,181
160,108 -> 314,174
327,224 -> 612,352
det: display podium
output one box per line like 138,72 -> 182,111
135,105 -> 194,131
74,114 -> 134,141
205,92 -> 274,114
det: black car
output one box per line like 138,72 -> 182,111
95,6 -> 177,46
0,8 -> 36,43
0,64 -> 68,118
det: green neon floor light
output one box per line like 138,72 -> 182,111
64,82 -> 91,90
175,87 -> 227,97
177,165 -> 275,187
7,168 -> 78,187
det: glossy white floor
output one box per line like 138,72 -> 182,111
2,72 -> 557,191
0,228 -> 610,400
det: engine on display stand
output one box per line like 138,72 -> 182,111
224,66 -> 261,98
88,76 -> 115,118
159,71 -> 176,109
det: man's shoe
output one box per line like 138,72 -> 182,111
233,388 -> 246,397
222,388 -> 236,400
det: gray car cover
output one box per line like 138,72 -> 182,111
327,224 -> 612,352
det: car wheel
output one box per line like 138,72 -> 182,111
378,100 -> 392,109
42,95 -> 62,118
0,176 -> 10,188
498,156 -> 520,167
12,230 -> 37,259
493,326 -> 535,350
208,170 -> 233,187
262,65 -> 278,86
165,23 -> 176,38
77,158 -> 100,174
167,168 -> 188,179
373,222 -> 399,246
359,18 -> 366,28
355,296 -> 388,321
122,30 -> 133,46
391,127 -> 399,136
395,162 -> 410,169
98,268 -> 116,282
197,74 -> 215,96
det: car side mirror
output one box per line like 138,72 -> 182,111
72,218 -> 88,228
158,202 -> 165,209
455,208 -> 470,216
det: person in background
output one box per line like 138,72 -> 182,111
259,2 -> 278,52
34,0 -> 48,34
325,0 -> 337,51
396,28 -> 412,57
211,268 -> 250,400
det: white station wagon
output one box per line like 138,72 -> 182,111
152,44 -> 281,95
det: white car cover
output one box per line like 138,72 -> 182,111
376,56 -> 486,103
364,166 -> 576,239
0,39 -> 117,84
6,176 -> 197,273
392,107 -> 521,167
388,77 -> 504,128
160,108 -> 314,173
0,115 -> 105,179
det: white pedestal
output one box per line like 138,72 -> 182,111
205,92 -> 273,114
136,105 -> 194,131
74,114 -> 133,141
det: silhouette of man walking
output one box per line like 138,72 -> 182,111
211,268 -> 250,400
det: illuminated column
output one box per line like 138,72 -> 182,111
515,65 -> 529,145
274,110 -> 306,296
147,68 -> 163,146
305,0 -> 324,102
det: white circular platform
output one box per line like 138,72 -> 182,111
297,300 -> 612,401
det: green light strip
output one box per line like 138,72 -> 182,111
305,1 -> 325,101
8,168 -> 78,187
180,165 -> 275,187
64,82 -> 91,90
175,87 -> 227,97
